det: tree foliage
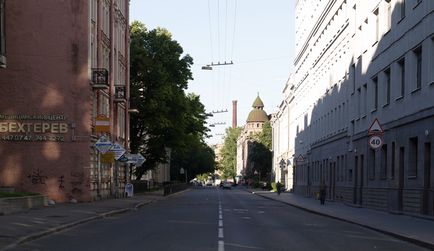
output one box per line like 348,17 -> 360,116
248,121 -> 272,181
129,21 -> 212,180
219,127 -> 242,179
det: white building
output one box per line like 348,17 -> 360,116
271,75 -> 294,190
289,0 -> 434,215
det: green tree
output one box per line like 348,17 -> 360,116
247,141 -> 272,181
129,21 -> 211,179
252,121 -> 272,150
248,121 -> 272,181
219,127 -> 242,179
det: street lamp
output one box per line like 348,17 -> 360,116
180,168 -> 187,183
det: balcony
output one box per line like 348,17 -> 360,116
114,85 -> 126,103
91,68 -> 109,89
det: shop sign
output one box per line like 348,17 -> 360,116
0,113 -> 68,142
110,143 -> 126,160
95,114 -> 110,133
101,152 -> 115,164
94,135 -> 113,154
125,153 -> 145,166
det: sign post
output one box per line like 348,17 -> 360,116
368,118 -> 384,150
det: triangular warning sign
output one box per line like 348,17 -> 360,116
368,118 -> 384,134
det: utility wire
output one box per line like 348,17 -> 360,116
207,0 -> 214,63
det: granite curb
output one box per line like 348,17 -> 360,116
248,190 -> 434,251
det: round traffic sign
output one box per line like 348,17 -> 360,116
369,135 -> 383,149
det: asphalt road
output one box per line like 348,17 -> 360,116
10,187 -> 428,251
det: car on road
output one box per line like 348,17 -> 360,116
222,181 -> 231,189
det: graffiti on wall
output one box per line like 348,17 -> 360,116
27,168 -> 48,184
70,171 -> 84,194
58,175 -> 65,189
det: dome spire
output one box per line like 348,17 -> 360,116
252,94 -> 264,109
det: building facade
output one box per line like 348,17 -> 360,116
0,0 -> 130,202
271,75 -> 295,190
236,95 -> 269,179
291,0 -> 434,215
0,0 -> 5,68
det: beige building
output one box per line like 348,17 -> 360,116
236,95 -> 269,179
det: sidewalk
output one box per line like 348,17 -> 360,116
0,193 -> 164,251
248,189 -> 434,250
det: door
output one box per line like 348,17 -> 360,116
423,142 -> 431,215
398,147 -> 405,211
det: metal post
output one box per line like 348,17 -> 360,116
97,152 -> 101,199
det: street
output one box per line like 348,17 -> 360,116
10,187 -> 428,251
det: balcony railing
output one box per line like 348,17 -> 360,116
114,85 -> 126,103
91,68 -> 109,89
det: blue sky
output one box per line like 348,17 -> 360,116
130,0 -> 295,144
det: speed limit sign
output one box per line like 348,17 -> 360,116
369,135 -> 383,149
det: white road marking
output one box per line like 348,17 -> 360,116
218,191 -> 225,251
219,228 -> 224,238
218,240 -> 225,251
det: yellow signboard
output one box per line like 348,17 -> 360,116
95,114 -> 110,133
101,152 -> 115,164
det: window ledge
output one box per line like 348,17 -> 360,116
413,1 -> 422,10
382,103 -> 390,108
408,175 -> 417,179
411,87 -> 421,94
372,41 -> 378,47
371,109 -> 377,114
395,96 -> 404,101
429,81 -> 434,86
397,16 -> 405,24
361,114 -> 367,119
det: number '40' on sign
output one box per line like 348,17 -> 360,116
369,135 -> 383,149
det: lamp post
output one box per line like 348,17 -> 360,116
180,168 -> 187,183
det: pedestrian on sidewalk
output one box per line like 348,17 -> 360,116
276,181 -> 282,195
319,182 -> 326,205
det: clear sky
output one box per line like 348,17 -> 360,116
130,0 -> 295,144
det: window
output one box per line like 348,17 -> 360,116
414,46 -> 422,90
117,106 -> 125,139
386,0 -> 392,31
90,26 -> 97,68
0,0 -> 5,68
372,76 -> 378,111
391,142 -> 396,179
357,88 -> 361,118
374,8 -> 380,43
368,148 -> 376,180
424,142 -> 431,188
409,137 -> 418,177
398,58 -> 405,98
384,68 -> 391,105
351,64 -> 356,94
90,0 -> 97,22
400,0 -> 406,19
381,144 -> 387,179
102,0 -> 110,37
102,45 -> 110,71
98,93 -> 110,117
362,84 -> 367,116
